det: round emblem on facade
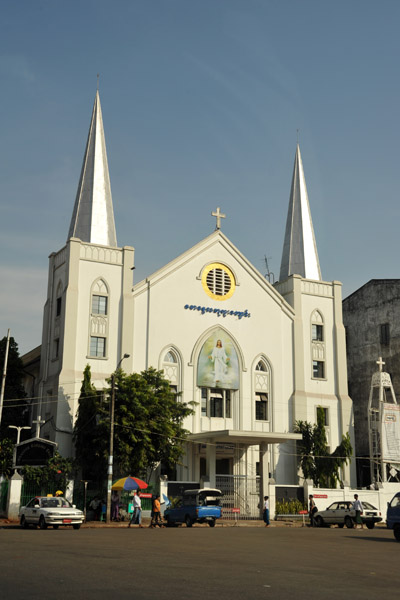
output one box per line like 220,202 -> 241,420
201,263 -> 235,301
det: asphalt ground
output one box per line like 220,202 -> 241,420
1,523 -> 398,600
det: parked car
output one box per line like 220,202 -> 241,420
164,488 -> 222,527
19,496 -> 84,530
386,491 -> 400,542
314,500 -> 382,529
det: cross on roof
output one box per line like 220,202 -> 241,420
376,356 -> 385,372
211,207 -> 226,230
32,415 -> 46,438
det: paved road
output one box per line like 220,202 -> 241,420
1,525 -> 398,600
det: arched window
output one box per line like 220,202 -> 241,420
311,310 -> 325,379
162,348 -> 180,394
89,279 -> 109,358
254,357 -> 270,421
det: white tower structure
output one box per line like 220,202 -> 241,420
37,91 -> 134,455
368,357 -> 400,483
279,144 -> 321,281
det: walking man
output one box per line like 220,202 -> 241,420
352,494 -> 364,529
263,496 -> 270,527
128,491 -> 143,528
309,494 -> 317,527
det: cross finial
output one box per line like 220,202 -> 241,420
297,128 -> 300,144
32,415 -> 46,438
97,73 -> 100,91
211,207 -> 226,230
376,356 -> 385,372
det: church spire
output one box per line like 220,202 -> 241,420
279,144 -> 321,281
68,91 -> 117,247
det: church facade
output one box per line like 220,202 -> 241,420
30,91 -> 355,492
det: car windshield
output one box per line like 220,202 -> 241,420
40,497 -> 72,508
361,501 -> 376,510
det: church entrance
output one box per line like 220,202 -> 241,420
216,474 -> 259,520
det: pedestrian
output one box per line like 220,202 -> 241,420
89,496 -> 101,521
128,490 -> 143,528
352,494 -> 364,529
309,494 -> 317,527
150,494 -> 164,528
263,496 -> 270,527
111,490 -> 120,521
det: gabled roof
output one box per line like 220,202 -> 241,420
279,144 -> 321,281
133,229 -> 295,317
67,91 -> 117,247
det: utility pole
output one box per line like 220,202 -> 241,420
106,353 -> 130,524
0,329 -> 11,427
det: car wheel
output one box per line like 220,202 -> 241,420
208,519 -> 216,528
73,524 -> 81,530
315,516 -> 323,527
39,516 -> 47,530
53,525 -> 59,530
337,524 -> 344,528
366,522 -> 374,530
394,524 -> 400,542
185,515 -> 192,528
345,516 -> 354,529
20,515 -> 29,529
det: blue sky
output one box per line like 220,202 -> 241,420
1,0 -> 400,355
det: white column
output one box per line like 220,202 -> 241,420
259,443 -> 269,518
7,472 -> 23,521
206,439 -> 216,488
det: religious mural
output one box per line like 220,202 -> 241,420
197,328 -> 239,389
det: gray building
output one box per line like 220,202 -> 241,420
343,279 -> 400,485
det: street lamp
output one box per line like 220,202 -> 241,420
106,353 -> 130,524
8,425 -> 31,445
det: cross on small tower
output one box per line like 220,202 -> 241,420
32,415 -> 46,439
376,356 -> 385,372
211,207 -> 226,230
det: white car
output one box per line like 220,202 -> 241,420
314,500 -> 382,529
19,496 -> 84,530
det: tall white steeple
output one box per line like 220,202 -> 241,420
279,144 -> 321,281
68,91 -> 117,247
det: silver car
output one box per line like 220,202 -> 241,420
314,500 -> 382,529
19,496 -> 84,530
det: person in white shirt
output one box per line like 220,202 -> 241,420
128,491 -> 143,528
263,496 -> 270,527
352,494 -> 364,529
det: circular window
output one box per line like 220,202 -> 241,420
201,263 -> 235,301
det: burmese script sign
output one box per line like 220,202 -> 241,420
382,403 -> 400,463
15,438 -> 57,467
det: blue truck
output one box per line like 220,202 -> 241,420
386,491 -> 400,542
164,488 -> 222,527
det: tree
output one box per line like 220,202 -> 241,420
0,336 -> 28,439
73,366 -> 195,483
22,452 -> 75,492
294,407 -> 352,488
73,365 -> 108,481
0,437 -> 14,476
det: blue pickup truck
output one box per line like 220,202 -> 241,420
386,491 -> 400,541
164,488 -> 222,527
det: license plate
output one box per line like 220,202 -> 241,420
63,519 -> 72,523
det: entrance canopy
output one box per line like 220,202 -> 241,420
188,429 -> 302,445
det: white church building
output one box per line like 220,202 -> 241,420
29,91 -> 355,495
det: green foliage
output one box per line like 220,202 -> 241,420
0,336 -> 28,439
22,452 -> 75,491
73,365 -> 107,481
73,365 -> 195,482
294,406 -> 352,488
275,499 -> 307,515
0,437 -> 14,476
